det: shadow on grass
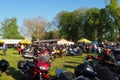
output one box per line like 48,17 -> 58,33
65,61 -> 81,64
64,64 -> 76,69
0,54 -> 3,56
13,52 -> 19,55
6,67 -> 26,80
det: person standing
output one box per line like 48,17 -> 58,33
21,44 -> 24,54
18,46 -> 21,55
93,44 -> 97,54
2,43 -> 7,56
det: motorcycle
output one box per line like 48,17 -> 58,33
18,56 -> 51,80
84,54 -> 120,80
55,61 -> 98,80
0,59 -> 9,77
56,63 -> 116,80
75,63 -> 117,80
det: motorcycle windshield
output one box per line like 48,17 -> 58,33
38,55 -> 49,63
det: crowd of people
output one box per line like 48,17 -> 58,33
1,41 -> 117,59
1,41 -> 120,80
13,41 -> 116,58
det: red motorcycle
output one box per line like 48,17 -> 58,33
18,56 -> 51,80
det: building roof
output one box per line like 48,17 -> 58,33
34,39 -> 61,43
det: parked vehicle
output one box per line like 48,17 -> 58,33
84,54 -> 120,80
18,56 -> 51,80
55,51 -> 119,80
55,62 -> 116,80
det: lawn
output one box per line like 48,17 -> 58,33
0,48 -> 97,80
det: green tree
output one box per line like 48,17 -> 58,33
58,12 -> 78,41
44,31 -> 54,39
84,8 -> 100,40
53,11 -> 66,29
109,0 -> 118,13
57,9 -> 87,41
99,8 -> 116,41
53,30 -> 61,39
43,30 -> 60,39
109,0 -> 120,38
54,1 -> 120,42
0,18 -> 24,39
72,8 -> 88,41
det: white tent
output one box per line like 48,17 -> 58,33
67,41 -> 74,45
57,39 -> 74,45
1,39 -> 22,44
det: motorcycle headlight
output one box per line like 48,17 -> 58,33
40,66 -> 49,71
40,66 -> 46,70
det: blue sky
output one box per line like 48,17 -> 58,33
0,0 -> 109,27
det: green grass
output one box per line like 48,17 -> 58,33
0,48 -> 24,80
0,48 -> 97,80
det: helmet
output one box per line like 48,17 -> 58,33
0,59 -> 9,72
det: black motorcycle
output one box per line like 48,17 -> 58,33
83,54 -> 119,80
55,61 -> 117,80
55,63 -> 98,80
74,62 -> 117,80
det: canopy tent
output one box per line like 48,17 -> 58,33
57,39 -> 74,45
19,39 -> 32,44
67,41 -> 74,45
77,38 -> 91,43
0,40 -> 4,43
3,39 -> 22,44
